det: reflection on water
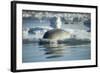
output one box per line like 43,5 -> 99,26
42,43 -> 66,59
22,42 -> 91,63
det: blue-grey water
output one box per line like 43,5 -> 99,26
22,43 -> 91,63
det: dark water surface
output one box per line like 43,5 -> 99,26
22,43 -> 91,63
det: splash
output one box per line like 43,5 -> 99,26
56,16 -> 62,29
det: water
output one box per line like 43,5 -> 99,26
22,43 -> 91,63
